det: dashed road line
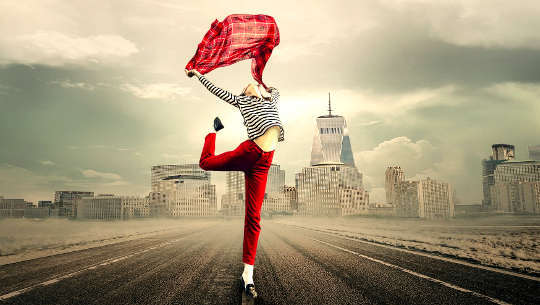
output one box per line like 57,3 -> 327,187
0,236 -> 189,301
312,238 -> 512,305
286,223 -> 539,282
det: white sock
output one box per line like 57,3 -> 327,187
242,263 -> 254,287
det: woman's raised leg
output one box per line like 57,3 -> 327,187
199,133 -> 250,171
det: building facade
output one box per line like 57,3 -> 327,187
221,164 -> 290,216
490,161 -> 540,214
296,164 -> 369,216
284,186 -> 298,211
0,198 -> 27,218
151,164 -> 217,217
529,145 -> 540,161
77,195 -> 150,220
481,144 -> 515,210
54,191 -> 94,217
310,94 -> 355,167
385,166 -> 404,205
394,177 -> 454,219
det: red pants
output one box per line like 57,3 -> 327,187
199,133 -> 274,265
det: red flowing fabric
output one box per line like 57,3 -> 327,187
186,14 -> 280,89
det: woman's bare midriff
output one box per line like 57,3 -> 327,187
253,125 -> 280,152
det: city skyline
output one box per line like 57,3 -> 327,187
1,1 -> 540,205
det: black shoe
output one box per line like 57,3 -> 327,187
214,117 -> 224,132
240,277 -> 258,298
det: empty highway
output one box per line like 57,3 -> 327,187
0,219 -> 537,305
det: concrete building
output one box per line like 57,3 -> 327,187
310,93 -> 355,167
221,164 -> 290,216
385,166 -> 404,205
284,186 -> 298,211
54,191 -> 94,217
493,160 -> 540,183
529,145 -> 540,161
481,144 -> 515,210
296,97 -> 369,217
490,160 -> 540,214
394,177 -> 454,219
151,164 -> 211,192
77,195 -> 150,220
151,164 -> 217,217
0,198 -> 27,218
296,164 -> 369,216
24,207 -> 50,218
38,200 -> 53,208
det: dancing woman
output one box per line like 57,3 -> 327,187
185,68 -> 284,298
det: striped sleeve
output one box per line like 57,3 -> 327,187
197,75 -> 239,107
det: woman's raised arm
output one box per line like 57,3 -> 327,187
185,69 -> 239,108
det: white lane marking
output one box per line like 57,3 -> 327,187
0,237 -> 187,301
288,224 -> 539,282
312,238 -> 512,305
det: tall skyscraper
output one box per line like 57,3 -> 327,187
310,93 -> 355,167
385,166 -> 404,205
297,95 -> 369,216
529,145 -> 540,161
481,144 -> 515,210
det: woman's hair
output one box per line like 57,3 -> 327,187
240,83 -> 272,101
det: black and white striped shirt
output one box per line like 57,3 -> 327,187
198,75 -> 284,142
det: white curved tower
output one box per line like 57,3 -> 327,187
310,93 -> 355,167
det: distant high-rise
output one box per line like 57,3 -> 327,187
385,166 -> 404,205
296,164 -> 369,216
393,177 -> 454,219
481,144 -> 515,210
54,191 -> 94,217
490,160 -> 540,214
151,164 -> 211,192
221,164 -> 289,216
77,195 -> 150,220
529,145 -> 540,161
310,93 -> 355,167
150,164 -> 216,217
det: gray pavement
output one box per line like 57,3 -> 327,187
0,219 -> 538,305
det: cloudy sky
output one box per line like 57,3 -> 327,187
1,0 -> 539,205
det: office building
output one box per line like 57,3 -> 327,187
77,195 -> 150,220
0,198 -> 27,218
529,145 -> 540,161
490,160 -> 540,214
385,166 -> 404,205
284,186 -> 298,211
221,164 -> 290,216
481,144 -> 515,210
310,93 -> 355,167
296,164 -> 369,216
297,96 -> 369,216
151,164 -> 211,192
394,177 -> 454,219
151,164 -> 217,216
54,191 -> 94,217
494,160 -> 540,183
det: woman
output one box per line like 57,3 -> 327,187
185,68 -> 284,298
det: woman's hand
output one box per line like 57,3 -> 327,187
185,69 -> 200,78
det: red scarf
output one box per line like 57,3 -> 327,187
186,14 -> 280,89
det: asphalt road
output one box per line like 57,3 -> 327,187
0,219 -> 538,305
